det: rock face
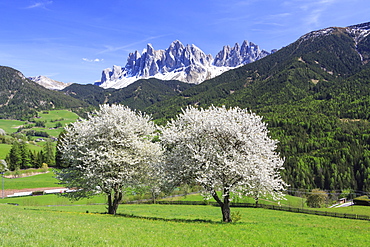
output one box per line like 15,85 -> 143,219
28,75 -> 71,90
213,40 -> 270,67
97,40 -> 271,89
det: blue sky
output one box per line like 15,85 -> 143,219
1,0 -> 369,84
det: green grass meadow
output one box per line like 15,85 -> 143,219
1,165 -> 370,246
2,193 -> 107,206
0,203 -> 369,246
0,142 -> 44,160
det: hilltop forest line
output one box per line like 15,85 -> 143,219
1,24 -> 370,194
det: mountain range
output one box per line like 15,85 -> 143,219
95,40 -> 272,89
1,21 -> 370,193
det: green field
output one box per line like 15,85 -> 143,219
0,142 -> 44,160
0,119 -> 25,134
0,109 -> 80,160
1,171 -> 370,246
0,143 -> 12,160
0,203 -> 369,246
35,110 -> 79,121
0,109 -> 79,135
2,193 -> 107,206
31,110 -> 79,136
2,170 -> 62,190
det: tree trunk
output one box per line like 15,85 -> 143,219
255,196 -> 259,208
211,189 -> 232,223
151,189 -> 157,204
107,190 -> 122,215
221,199 -> 232,223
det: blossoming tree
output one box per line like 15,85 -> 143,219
56,104 -> 162,214
161,105 -> 287,222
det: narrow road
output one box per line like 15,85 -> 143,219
1,187 -> 66,197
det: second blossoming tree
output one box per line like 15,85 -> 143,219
161,105 -> 287,222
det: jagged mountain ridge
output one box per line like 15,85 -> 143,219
97,40 -> 272,89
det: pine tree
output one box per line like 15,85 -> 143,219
43,140 -> 55,167
6,142 -> 22,170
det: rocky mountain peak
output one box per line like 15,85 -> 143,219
28,75 -> 71,90
146,43 -> 155,56
213,40 -> 269,67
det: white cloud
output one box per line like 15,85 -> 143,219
26,1 -> 53,9
82,58 -> 104,62
305,0 -> 337,26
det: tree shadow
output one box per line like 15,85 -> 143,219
113,213 -> 224,224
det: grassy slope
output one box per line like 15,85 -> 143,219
35,110 -> 79,125
1,193 -> 107,206
162,193 -> 307,208
0,203 -> 369,246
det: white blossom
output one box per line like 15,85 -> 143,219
55,104 -> 163,214
161,105 -> 287,222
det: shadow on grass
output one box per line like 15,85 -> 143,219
20,206 -> 232,224
113,213 -> 224,224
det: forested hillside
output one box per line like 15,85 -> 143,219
0,66 -> 89,119
62,78 -> 194,111
143,24 -> 370,192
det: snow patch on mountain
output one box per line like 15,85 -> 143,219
347,22 -> 370,44
299,27 -> 336,42
29,75 -> 71,90
97,40 -> 271,89
299,22 -> 370,44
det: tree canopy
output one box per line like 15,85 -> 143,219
161,105 -> 287,222
55,104 -> 163,214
